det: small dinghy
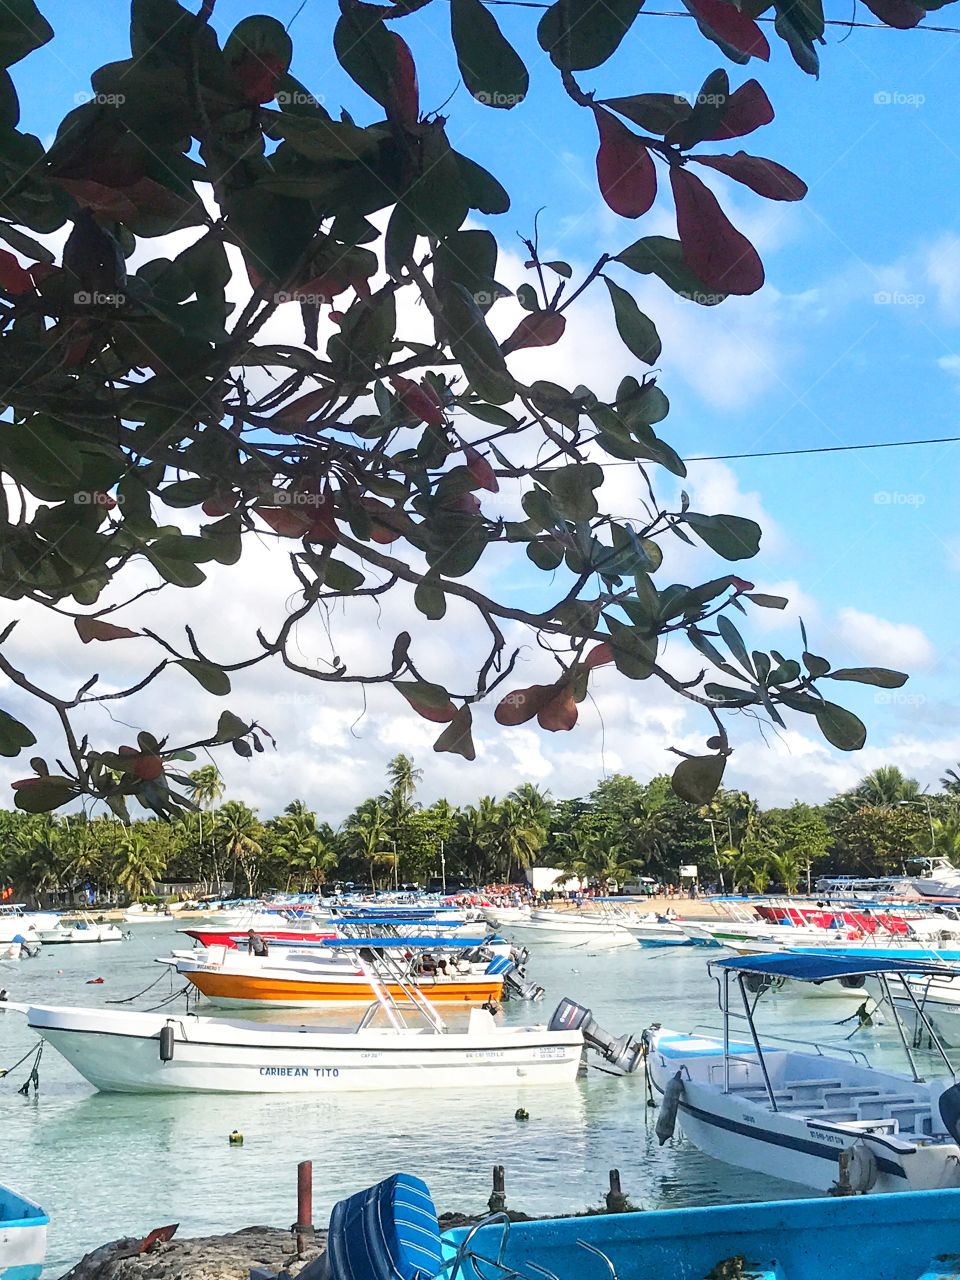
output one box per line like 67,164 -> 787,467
0,1185 -> 47,1280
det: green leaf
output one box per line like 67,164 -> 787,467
433,704 -> 476,760
215,711 -> 250,742
683,512 -> 762,560
0,220 -> 52,263
414,579 -> 447,620
538,0 -> 644,70
802,650 -> 831,678
744,592 -> 788,609
672,754 -> 727,803
451,0 -> 528,109
616,235 -> 726,305
543,462 -> 603,521
385,203 -> 417,280
527,539 -> 564,570
717,615 -> 754,675
13,775 -> 76,814
454,151 -> 510,215
0,708 -> 36,756
825,667 -> 908,689
160,478 -> 210,508
440,283 -> 514,404
603,93 -> 692,136
178,659 -> 231,696
604,615 -> 657,679
546,261 -> 572,278
604,277 -> 661,365
333,7 -> 396,108
814,701 -> 866,751
322,559 -> 365,592
0,0 -> 53,68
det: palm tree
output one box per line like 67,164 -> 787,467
271,803 -> 341,891
920,816 -> 960,863
381,754 -> 423,882
188,765 -> 225,891
115,831 -> 166,902
489,799 -> 545,882
766,848 -> 804,895
345,802 -> 395,889
718,846 -> 770,894
853,766 -> 920,809
507,783 -> 553,832
216,801 -> 263,896
385,754 -> 423,803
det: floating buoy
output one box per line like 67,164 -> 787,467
229,1130 -> 244,1146
514,1108 -> 529,1122
86,977 -> 105,985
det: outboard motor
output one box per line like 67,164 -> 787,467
939,1081 -> 960,1143
503,969 -> 545,1002
549,997 -> 644,1075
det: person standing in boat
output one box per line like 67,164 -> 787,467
246,930 -> 269,956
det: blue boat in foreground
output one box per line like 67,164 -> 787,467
292,1172 -> 960,1280
0,1186 -> 47,1280
440,1188 -> 960,1280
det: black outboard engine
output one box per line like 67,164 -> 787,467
939,1081 -> 960,1143
549,997 -> 644,1075
503,970 -> 545,1001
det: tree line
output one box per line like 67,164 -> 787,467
1,758 -> 959,905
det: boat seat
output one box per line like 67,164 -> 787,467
822,1087 -> 883,1100
858,1095 -> 920,1118
783,1078 -> 844,1092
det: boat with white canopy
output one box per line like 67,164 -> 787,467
646,952 -> 960,1194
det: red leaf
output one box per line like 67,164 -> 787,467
593,107 -> 657,219
139,1226 -> 178,1255
495,684 -> 551,726
691,152 -> 807,201
464,445 -> 499,493
501,311 -> 566,356
202,493 -> 238,518
0,249 -> 34,295
537,684 -> 579,732
390,375 -> 444,426
671,166 -> 764,296
700,80 -> 774,141
390,33 -> 420,126
11,778 -> 40,789
132,754 -> 164,781
235,52 -> 285,103
682,0 -> 770,58
255,505 -> 313,537
860,0 -> 923,26
275,388 -> 332,423
75,617 -> 139,644
584,642 -> 614,670
361,497 -> 404,544
306,487 -> 339,547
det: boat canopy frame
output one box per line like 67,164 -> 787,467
706,952 -> 958,1110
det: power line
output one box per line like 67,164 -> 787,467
684,434 -> 960,463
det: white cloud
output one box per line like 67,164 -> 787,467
835,606 -> 936,670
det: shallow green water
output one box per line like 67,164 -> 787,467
0,924 -> 936,1276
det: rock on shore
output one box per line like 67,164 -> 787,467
59,1227 -> 328,1280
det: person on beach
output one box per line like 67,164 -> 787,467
246,930 -> 269,956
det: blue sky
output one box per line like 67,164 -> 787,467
3,0 -> 960,817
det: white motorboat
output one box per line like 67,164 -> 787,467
38,916 -> 123,944
481,904 -> 531,927
0,941 -> 21,961
646,952 -> 960,1195
907,857 -> 960,900
620,913 -> 695,947
0,906 -> 55,944
0,1184 -> 47,1280
507,908 -> 635,948
15,999 -> 587,1094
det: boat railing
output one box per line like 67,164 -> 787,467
691,1022 -> 872,1066
441,1212 -> 621,1280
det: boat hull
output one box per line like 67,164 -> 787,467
647,1030 -> 960,1195
442,1187 -> 960,1280
25,1005 -> 583,1094
183,968 -> 504,1008
0,1188 -> 47,1280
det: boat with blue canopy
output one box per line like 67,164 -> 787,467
645,952 -> 960,1194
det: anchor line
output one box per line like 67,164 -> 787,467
17,1041 -> 43,1097
145,984 -> 193,1012
106,968 -> 171,1005
0,1038 -> 43,1080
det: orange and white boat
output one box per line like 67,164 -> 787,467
168,939 -> 507,1009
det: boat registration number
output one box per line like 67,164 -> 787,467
539,1046 -> 567,1059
